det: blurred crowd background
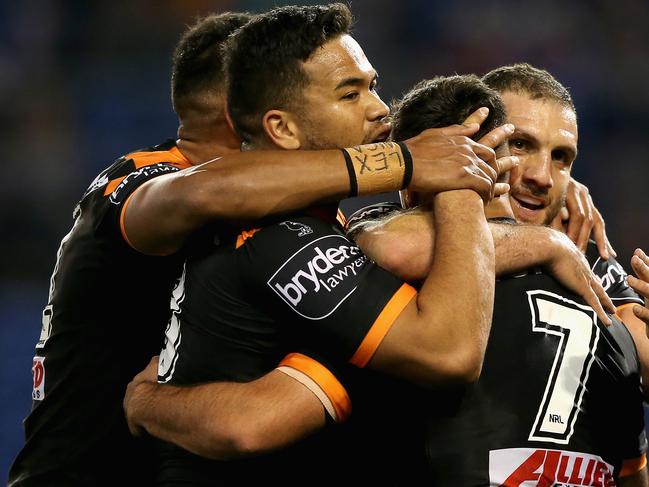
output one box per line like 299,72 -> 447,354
2,0 -> 648,475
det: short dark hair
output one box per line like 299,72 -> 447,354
482,63 -> 575,112
171,12 -> 253,114
225,3 -> 353,144
391,74 -> 507,142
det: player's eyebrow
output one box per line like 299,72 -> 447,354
335,71 -> 378,91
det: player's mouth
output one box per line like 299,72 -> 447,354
511,192 -> 547,221
370,124 -> 392,143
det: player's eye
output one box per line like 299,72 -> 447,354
342,91 -> 360,101
510,139 -> 528,151
552,149 -> 574,167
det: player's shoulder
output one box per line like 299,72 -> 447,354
584,239 -> 624,273
236,212 -> 366,273
585,240 -> 643,305
81,139 -> 187,198
244,214 -> 348,252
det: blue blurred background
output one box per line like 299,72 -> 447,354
2,0 -> 648,477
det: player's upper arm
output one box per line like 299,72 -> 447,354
617,305 -> 649,398
121,172 -> 193,256
619,455 -> 648,486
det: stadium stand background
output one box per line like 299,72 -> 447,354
2,0 -> 648,476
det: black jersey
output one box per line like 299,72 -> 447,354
420,272 -> 646,485
155,210 -> 415,484
336,199 -> 647,484
9,140 -> 192,487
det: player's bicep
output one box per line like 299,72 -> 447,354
107,163 -> 187,255
277,353 -> 351,423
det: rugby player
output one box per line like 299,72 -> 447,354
123,6 -> 622,486
8,10 -> 511,486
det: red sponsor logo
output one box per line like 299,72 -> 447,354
32,356 -> 45,400
490,448 -> 615,486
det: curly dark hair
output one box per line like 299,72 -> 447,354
225,3 -> 353,144
391,74 -> 507,142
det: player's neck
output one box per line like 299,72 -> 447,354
176,122 -> 241,164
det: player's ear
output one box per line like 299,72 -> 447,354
263,110 -> 301,150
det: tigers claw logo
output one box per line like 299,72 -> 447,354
280,221 -> 313,237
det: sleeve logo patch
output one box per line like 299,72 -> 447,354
280,221 -> 313,237
595,259 -> 628,293
268,235 -> 368,320
346,202 -> 401,227
109,163 -> 181,205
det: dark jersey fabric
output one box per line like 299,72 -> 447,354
420,272 -> 646,485
327,273 -> 646,486
334,197 -> 647,484
9,139 -> 191,487
155,211 -> 409,484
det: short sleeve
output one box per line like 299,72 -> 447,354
236,216 -> 416,366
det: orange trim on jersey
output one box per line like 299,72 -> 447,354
124,145 -> 192,170
615,302 -> 638,321
279,353 -> 351,422
119,192 -> 139,251
350,283 -> 417,367
235,229 -> 261,249
103,176 -> 126,196
336,208 -> 347,228
620,453 -> 647,477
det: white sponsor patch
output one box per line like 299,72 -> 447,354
36,305 -> 53,349
268,234 -> 368,320
32,356 -> 45,401
489,447 -> 615,486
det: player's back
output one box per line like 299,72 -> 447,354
9,140 -> 191,486
422,271 -> 646,485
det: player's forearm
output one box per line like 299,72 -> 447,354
124,150 -> 351,255
492,223 -> 561,275
377,191 -> 493,386
420,190 -> 494,381
353,210 -> 433,281
127,380 -> 248,459
354,213 -> 556,283
128,371 -> 326,460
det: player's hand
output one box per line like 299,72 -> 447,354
123,355 -> 159,437
545,230 -> 615,325
465,107 -> 516,198
404,107 -> 516,203
628,248 -> 649,336
561,178 -> 616,259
